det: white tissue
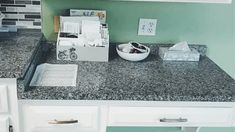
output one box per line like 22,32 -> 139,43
82,20 -> 102,46
83,33 -> 102,46
169,41 -> 191,52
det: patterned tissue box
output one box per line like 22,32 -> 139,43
159,47 -> 200,61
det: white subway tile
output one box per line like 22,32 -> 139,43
33,19 -> 41,22
6,7 -> 18,12
5,14 -> 25,19
17,5 -> 41,12
16,21 -> 34,26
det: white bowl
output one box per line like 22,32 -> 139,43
116,44 -> 150,61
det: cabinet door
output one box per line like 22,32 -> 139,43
0,85 -> 9,113
0,116 -> 9,132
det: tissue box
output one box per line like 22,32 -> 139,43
159,47 -> 200,61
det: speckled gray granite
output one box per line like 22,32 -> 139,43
17,44 -> 235,102
0,29 -> 42,78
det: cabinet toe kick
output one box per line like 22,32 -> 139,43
181,127 -> 200,132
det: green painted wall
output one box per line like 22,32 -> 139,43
41,0 -> 235,79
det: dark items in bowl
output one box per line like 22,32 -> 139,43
131,42 -> 147,50
129,48 -> 143,53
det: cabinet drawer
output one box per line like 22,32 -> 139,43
0,116 -> 9,132
108,106 -> 234,127
0,85 -> 9,113
23,106 -> 99,132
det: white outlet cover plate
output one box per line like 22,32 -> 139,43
138,18 -> 157,36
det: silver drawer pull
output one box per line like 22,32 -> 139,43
160,118 -> 188,123
48,119 -> 78,124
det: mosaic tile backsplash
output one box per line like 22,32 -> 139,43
0,0 -> 41,29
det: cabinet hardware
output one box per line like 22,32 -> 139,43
9,125 -> 13,132
160,118 -> 188,123
48,119 -> 78,124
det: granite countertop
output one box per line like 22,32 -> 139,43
0,29 -> 42,78
18,45 -> 235,102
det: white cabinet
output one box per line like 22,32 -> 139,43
0,116 -> 9,132
117,0 -> 232,4
19,101 -> 235,132
0,79 -> 19,132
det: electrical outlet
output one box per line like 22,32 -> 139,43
138,18 -> 157,36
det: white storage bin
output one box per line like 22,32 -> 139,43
57,14 -> 109,62
56,32 -> 109,62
